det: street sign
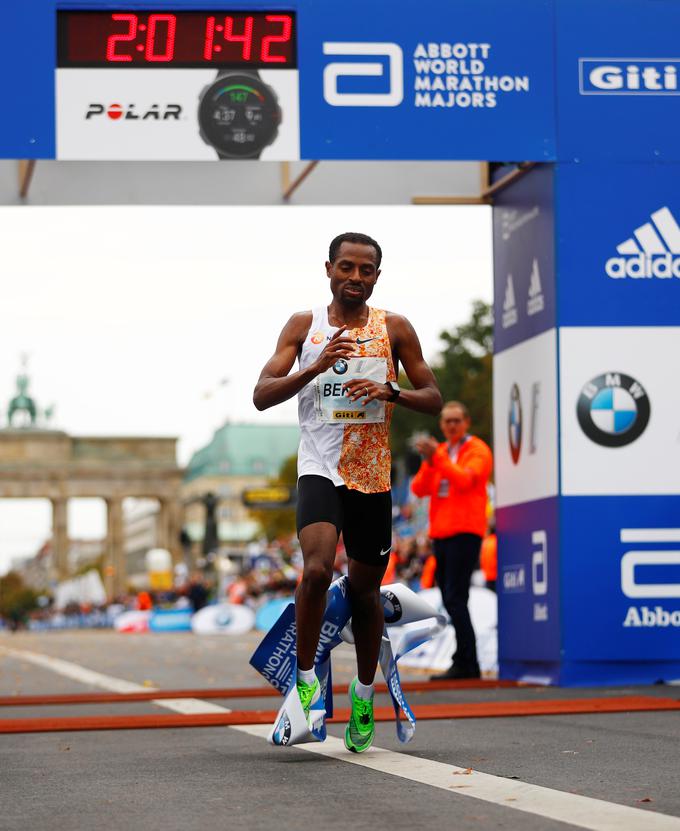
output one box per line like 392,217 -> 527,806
242,485 -> 296,509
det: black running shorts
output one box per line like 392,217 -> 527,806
296,474 -> 392,567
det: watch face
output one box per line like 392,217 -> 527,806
199,74 -> 281,159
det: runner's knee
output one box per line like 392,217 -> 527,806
301,560 -> 334,594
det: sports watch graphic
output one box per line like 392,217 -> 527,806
198,69 -> 282,159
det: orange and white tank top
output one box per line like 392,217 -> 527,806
297,306 -> 396,493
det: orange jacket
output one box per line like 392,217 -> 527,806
480,533 -> 498,581
410,436 -> 493,539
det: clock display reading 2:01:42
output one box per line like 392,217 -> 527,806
57,11 -> 297,68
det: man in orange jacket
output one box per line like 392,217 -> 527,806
411,401 -> 493,680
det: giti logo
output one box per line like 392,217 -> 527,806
85,103 -> 182,121
605,206 -> 680,279
333,410 -> 366,420
323,42 -> 403,107
576,372 -> 650,448
580,58 -> 679,95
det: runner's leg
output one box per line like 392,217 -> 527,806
295,522 -> 338,669
347,558 -> 388,683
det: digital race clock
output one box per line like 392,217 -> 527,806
57,11 -> 296,68
56,10 -> 298,161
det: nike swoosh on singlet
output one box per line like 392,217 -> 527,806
380,547 -> 391,557
356,337 -> 378,344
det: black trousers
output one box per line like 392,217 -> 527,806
433,533 -> 482,669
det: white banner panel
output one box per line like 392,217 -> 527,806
493,328 -> 558,508
56,69 -> 300,160
560,326 -> 680,495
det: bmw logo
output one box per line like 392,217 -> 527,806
576,372 -> 650,448
382,590 -> 403,623
272,712 -> 292,746
333,359 -> 348,375
508,383 -> 522,465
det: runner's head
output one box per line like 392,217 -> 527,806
326,232 -> 382,306
440,401 -> 470,444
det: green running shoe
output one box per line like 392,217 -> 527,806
296,677 -> 321,728
344,678 -> 375,753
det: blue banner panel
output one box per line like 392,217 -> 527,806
497,497 -> 561,684
556,163 -> 680,327
560,496 -> 680,685
493,165 -> 556,354
2,0 -> 56,158
555,0 -> 680,161
298,0 -> 555,160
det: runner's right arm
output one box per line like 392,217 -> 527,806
253,314 -> 355,410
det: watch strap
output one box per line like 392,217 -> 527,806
215,68 -> 261,80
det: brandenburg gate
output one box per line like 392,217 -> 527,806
1,369 -> 183,596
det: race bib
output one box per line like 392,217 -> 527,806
314,357 -> 387,424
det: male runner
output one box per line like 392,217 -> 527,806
253,232 -> 442,752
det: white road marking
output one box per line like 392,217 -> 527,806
0,647 -> 230,715
3,646 -> 679,831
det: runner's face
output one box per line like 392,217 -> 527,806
326,242 -> 380,306
440,407 -> 470,444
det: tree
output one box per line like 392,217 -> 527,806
391,300 -> 493,462
0,571 -> 40,628
247,454 -> 298,541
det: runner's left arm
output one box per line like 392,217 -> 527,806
344,314 -> 442,415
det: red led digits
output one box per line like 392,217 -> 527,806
261,15 -> 292,63
223,15 -> 254,61
144,14 -> 177,62
106,14 -> 138,62
203,16 -> 216,60
60,11 -> 295,68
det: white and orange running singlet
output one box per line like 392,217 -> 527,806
297,306 -> 396,494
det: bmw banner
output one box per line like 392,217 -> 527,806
250,577 -> 446,745
493,158 -> 680,684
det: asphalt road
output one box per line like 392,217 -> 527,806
1,630 -> 679,831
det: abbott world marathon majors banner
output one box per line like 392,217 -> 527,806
7,0 -> 555,161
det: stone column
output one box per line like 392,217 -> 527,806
51,498 -> 69,581
106,498 -> 125,598
158,497 -> 184,568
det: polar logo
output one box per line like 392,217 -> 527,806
580,59 -> 680,95
323,42 -> 403,107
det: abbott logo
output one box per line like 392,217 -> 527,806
323,42 -> 403,107
620,528 -> 680,599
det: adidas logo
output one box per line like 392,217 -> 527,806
606,206 -> 680,279
502,274 -> 518,328
526,258 -> 544,316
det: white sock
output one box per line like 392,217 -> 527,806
354,679 -> 375,700
297,667 -> 317,685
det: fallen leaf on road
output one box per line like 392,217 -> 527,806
636,798 -> 653,803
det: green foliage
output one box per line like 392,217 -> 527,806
248,454 -> 298,541
391,300 -> 493,460
0,571 -> 40,624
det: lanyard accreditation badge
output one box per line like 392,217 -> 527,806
314,357 -> 387,424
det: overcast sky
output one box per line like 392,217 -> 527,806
0,204 -> 492,573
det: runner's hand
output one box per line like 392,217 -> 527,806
313,325 -> 356,373
343,378 -> 392,405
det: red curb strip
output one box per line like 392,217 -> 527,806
0,678 -> 525,708
0,695 -> 677,734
